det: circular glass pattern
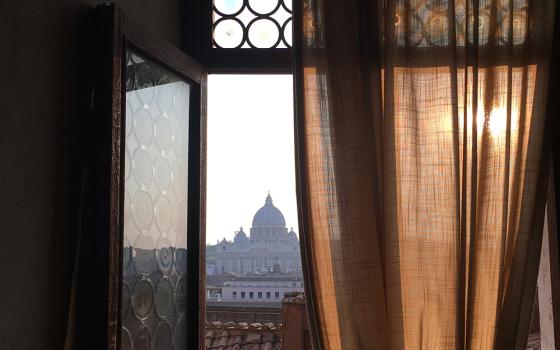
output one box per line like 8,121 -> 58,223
154,195 -> 172,233
133,235 -> 156,275
122,282 -> 131,320
393,6 -> 424,47
512,12 -> 527,45
248,19 -> 280,48
125,149 -> 131,181
125,226 -> 142,251
126,100 -> 134,136
175,248 -> 188,275
211,0 -> 292,48
248,0 -> 278,15
214,19 -> 244,48
426,7 -> 449,46
154,117 -> 172,152
172,160 -> 187,198
122,327 -> 132,350
283,19 -> 292,46
124,190 -> 131,228
132,149 -> 153,187
173,84 -> 190,116
134,107 -> 154,146
172,123 -> 187,157
214,0 -> 243,15
131,279 -> 155,319
132,191 -> 154,230
133,325 -> 152,350
175,273 -> 187,315
468,9 -> 491,45
153,155 -> 171,192
154,321 -> 173,350
174,317 -> 186,350
156,85 -> 173,113
173,201 -> 187,236
155,278 -> 174,318
157,237 -> 174,274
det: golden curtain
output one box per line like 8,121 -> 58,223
294,0 -> 557,349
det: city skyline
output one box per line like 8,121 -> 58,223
206,75 -> 299,244
207,192 -> 299,244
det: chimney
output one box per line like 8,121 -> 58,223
282,292 -> 310,350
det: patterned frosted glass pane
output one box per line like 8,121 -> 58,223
123,48 -> 190,350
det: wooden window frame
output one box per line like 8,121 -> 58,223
78,4 -> 207,349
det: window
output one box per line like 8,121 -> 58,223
212,0 -> 292,49
233,291 -> 237,298
182,0 -> 292,72
192,0 -> 308,345
89,5 -> 207,350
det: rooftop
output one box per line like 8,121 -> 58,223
205,321 -> 283,350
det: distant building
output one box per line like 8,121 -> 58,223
206,194 -> 302,276
220,273 -> 304,304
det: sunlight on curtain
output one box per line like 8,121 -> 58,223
295,0 -> 556,348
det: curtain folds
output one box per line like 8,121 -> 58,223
294,0 -> 557,349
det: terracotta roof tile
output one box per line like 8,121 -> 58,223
261,333 -> 275,343
205,321 -> 283,350
261,342 -> 274,350
245,333 -> 261,344
242,344 -> 260,350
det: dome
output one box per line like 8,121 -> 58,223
287,227 -> 298,242
251,194 -> 286,227
234,227 -> 249,243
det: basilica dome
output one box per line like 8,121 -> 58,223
287,227 -> 298,242
233,227 -> 249,243
252,194 -> 286,227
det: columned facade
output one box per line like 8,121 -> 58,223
207,194 -> 302,275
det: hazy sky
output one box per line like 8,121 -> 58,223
206,75 -> 298,244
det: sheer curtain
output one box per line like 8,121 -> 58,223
294,0 -> 557,349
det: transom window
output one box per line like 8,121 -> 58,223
182,0 -> 292,72
212,0 -> 292,48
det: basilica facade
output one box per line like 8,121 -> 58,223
206,194 -> 302,276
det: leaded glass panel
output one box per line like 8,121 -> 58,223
213,0 -> 293,48
123,48 -> 190,350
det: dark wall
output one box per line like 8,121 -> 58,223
0,1 -> 180,348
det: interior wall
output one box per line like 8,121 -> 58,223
0,0 -> 180,348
